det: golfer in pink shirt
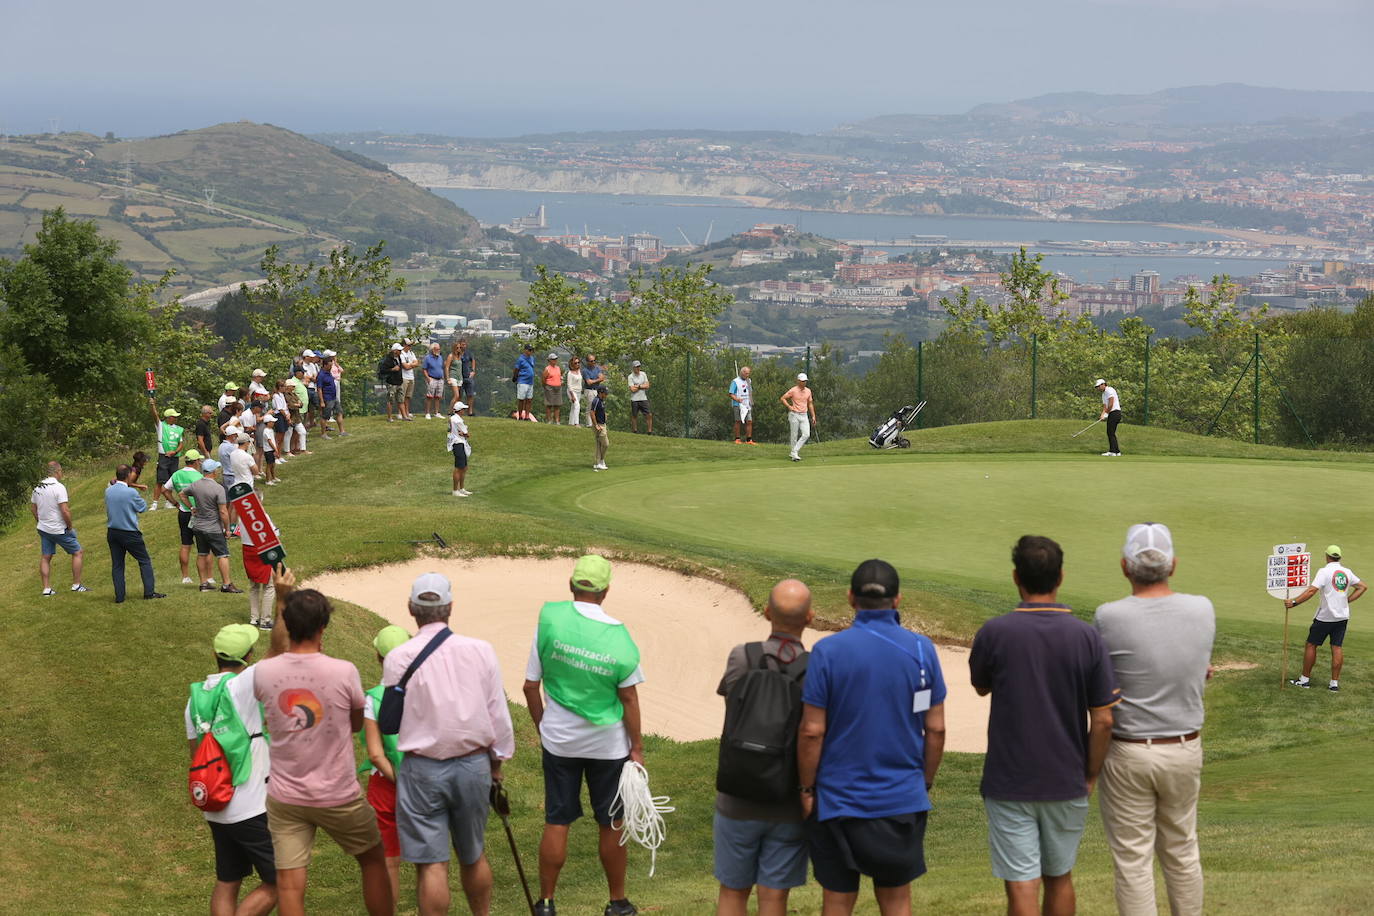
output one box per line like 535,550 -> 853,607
781,373 -> 816,462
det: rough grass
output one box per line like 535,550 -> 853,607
0,417 -> 1370,913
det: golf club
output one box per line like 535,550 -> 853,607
490,783 -> 536,915
362,531 -> 449,548
1070,417 -> 1103,438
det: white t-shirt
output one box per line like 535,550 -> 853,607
304,362 -> 319,388
400,349 -> 417,381
240,412 -> 258,433
248,381 -> 269,401
272,392 -> 288,413
260,415 -> 277,453
447,412 -> 470,453
230,449 -> 256,488
627,371 -> 649,402
1102,385 -> 1122,413
184,667 -> 269,825
217,393 -> 237,412
730,376 -> 751,408
525,601 -> 646,759
31,478 -> 70,534
1313,561 -> 1362,622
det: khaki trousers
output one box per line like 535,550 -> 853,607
1098,737 -> 1204,916
594,427 -> 609,465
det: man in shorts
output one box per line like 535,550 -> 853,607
514,343 -> 537,421
1287,545 -> 1366,691
168,451 -> 206,586
381,343 -> 404,422
523,556 -> 645,916
798,559 -> 947,915
729,366 -> 755,445
253,574 -> 393,916
180,466 -> 243,595
150,398 -> 189,510
31,461 -> 86,596
385,573 -> 515,916
399,339 -> 419,421
186,617 -> 286,916
317,354 -> 340,440
422,342 -> 447,419
626,360 -> 652,434
448,401 -> 473,497
581,354 -> 606,428
970,535 -> 1119,916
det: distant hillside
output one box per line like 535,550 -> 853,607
0,122 -> 482,292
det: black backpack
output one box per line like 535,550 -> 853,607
376,357 -> 390,382
716,641 -> 809,803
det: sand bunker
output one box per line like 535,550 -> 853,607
308,557 -> 988,753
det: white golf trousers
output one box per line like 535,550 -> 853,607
789,411 -> 810,457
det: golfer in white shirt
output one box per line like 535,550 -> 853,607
1095,378 -> 1122,456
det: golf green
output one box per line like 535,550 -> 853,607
552,453 -> 1374,632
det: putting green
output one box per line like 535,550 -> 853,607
564,454 -> 1374,632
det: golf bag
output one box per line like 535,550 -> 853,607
869,401 -> 926,450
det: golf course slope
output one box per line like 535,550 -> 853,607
1,416 -> 1370,914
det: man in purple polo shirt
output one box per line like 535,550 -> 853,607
970,535 -> 1120,916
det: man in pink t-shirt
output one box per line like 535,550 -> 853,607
254,572 -> 394,916
780,373 -> 817,462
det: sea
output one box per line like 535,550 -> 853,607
434,188 -> 1295,284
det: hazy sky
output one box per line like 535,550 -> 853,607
4,0 -> 1372,137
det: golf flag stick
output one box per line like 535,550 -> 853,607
1070,417 -> 1103,438
490,783 -> 536,915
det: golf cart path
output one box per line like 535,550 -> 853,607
309,557 -> 988,753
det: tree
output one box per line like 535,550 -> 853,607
0,347 -> 51,523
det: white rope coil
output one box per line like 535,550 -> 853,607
610,760 -> 674,877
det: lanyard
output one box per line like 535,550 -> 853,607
858,625 -> 929,690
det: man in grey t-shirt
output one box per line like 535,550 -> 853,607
180,472 -> 242,595
1094,523 -> 1214,916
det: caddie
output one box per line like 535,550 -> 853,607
1287,545 -> 1366,691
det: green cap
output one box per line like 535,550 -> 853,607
184,449 -> 203,462
571,554 -> 612,592
213,624 -> 261,664
373,625 -> 410,658
224,382 -> 240,390
162,408 -> 180,418
1327,545 -> 1343,559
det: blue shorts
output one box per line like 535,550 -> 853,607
984,797 -> 1089,882
39,529 -> 81,556
714,812 -> 807,891
451,445 -> 468,469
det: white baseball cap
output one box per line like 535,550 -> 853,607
797,372 -> 808,382
223,425 -> 242,438
323,349 -> 336,357
410,572 -> 453,607
632,360 -> 642,367
391,343 -> 402,351
548,353 -> 559,360
1094,378 -> 1106,387
301,349 -> 315,357
453,401 -> 468,412
1123,523 -> 1173,562
251,368 -> 265,377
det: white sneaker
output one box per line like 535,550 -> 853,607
181,577 -> 193,585
1101,452 -> 1114,456
592,465 -> 604,471
148,501 -> 158,511
426,414 -> 433,419
453,489 -> 470,497
266,479 -> 279,486
458,488 -> 473,496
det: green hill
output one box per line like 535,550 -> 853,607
0,123 -> 482,293
2,418 -> 1371,912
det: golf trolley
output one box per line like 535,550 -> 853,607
868,401 -> 926,450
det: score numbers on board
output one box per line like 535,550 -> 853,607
1266,543 -> 1309,599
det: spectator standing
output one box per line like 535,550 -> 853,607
797,560 -> 947,916
150,398 -> 189,510
218,399 -> 243,445
241,403 -> 262,469
302,350 -> 321,429
626,361 -> 652,434
590,385 -> 610,471
361,625 -> 412,902
450,337 -> 477,415
31,461 -> 86,596
180,467 -> 244,596
970,535 -> 1120,916
168,451 -> 206,586
259,407 -> 281,486
325,350 -> 349,436
105,464 -> 164,602
231,434 -> 259,495
542,353 -> 564,425
422,342 -> 447,419
218,382 -> 242,413
185,618 -> 286,916
271,382 -> 291,461
522,555 -> 645,916
399,339 -> 419,421
253,574 -> 394,916
196,405 -> 216,455
714,579 -> 814,916
287,367 -> 310,454
448,401 -> 473,498
1286,545 -> 1365,691
566,356 -> 585,428
581,354 -> 606,427
318,355 -> 340,440
385,573 -> 516,916
219,423 -> 241,493
780,374 -> 815,463
248,369 -> 270,404
729,366 -> 755,445
514,344 -> 537,421
1095,523 -> 1215,916
381,344 -> 404,422
236,492 -> 279,629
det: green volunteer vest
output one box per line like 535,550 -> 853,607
189,675 -> 253,787
169,467 -> 203,509
357,684 -> 403,776
536,601 -> 640,725
159,422 -> 185,454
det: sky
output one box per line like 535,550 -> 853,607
4,0 -> 1373,138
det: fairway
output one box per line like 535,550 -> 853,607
563,453 -> 1374,634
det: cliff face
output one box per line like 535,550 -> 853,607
391,162 -> 783,198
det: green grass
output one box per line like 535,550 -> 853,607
1,418 -> 1371,913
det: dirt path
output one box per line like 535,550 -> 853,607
308,557 -> 989,753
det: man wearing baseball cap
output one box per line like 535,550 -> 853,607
185,615 -> 286,916
626,360 -> 651,434
1095,523 -> 1215,914
514,343 -> 537,421
1095,378 -> 1122,457
780,373 -> 816,462
361,625 -> 413,902
149,396 -> 189,510
380,343 -> 404,422
248,369 -> 270,403
1287,545 -> 1366,691
523,555 -> 646,916
383,572 -> 515,916
542,352 -> 565,425
168,450 -> 206,586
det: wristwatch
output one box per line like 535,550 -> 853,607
798,786 -> 815,795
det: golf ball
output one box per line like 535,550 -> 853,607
985,474 -> 990,479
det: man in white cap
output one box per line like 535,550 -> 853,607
626,360 -> 651,434
780,373 -> 816,462
729,365 -> 756,445
248,369 -> 270,404
1094,523 -> 1215,916
1095,378 -> 1122,457
380,343 -> 404,422
399,339 -> 419,421
448,401 -> 472,497
1287,545 -> 1365,691
384,572 -> 515,916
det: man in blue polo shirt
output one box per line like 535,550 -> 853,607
797,559 -> 947,915
514,344 -> 537,421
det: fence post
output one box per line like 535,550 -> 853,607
1253,332 -> 1261,445
805,344 -> 811,379
684,351 -> 692,439
1143,333 -> 1151,426
916,340 -> 924,429
1030,333 -> 1038,419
